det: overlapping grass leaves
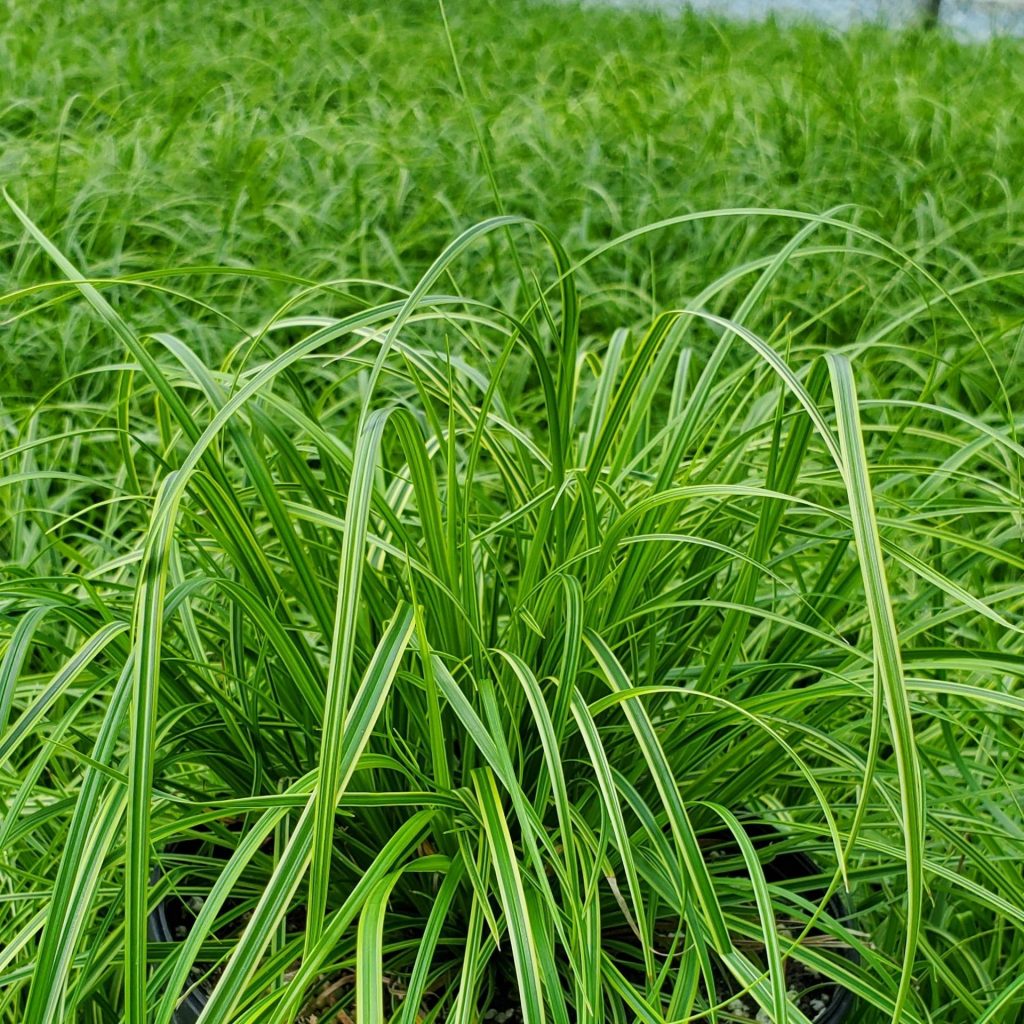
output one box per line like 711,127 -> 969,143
0,202 -> 1022,1024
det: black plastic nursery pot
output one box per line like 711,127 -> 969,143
599,822 -> 858,1024
148,902 -> 206,1024
774,850 -> 857,1024
698,823 -> 858,1024
150,824 -> 857,1024
148,840 -> 216,1024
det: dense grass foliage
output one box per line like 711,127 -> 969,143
2,2 -> 1023,1023
3,0 -> 1024,393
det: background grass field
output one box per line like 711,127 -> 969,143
2,2 -> 1023,1023
4,0 -> 1024,393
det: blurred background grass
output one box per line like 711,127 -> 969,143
3,0 -> 1023,395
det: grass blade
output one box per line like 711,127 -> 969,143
827,353 -> 924,1024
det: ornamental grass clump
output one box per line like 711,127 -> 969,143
2,195 -> 1022,1023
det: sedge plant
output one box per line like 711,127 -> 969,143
1,195 -> 1023,1024
2,1 -> 1024,1021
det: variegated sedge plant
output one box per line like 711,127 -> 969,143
1,187 -> 1023,1024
